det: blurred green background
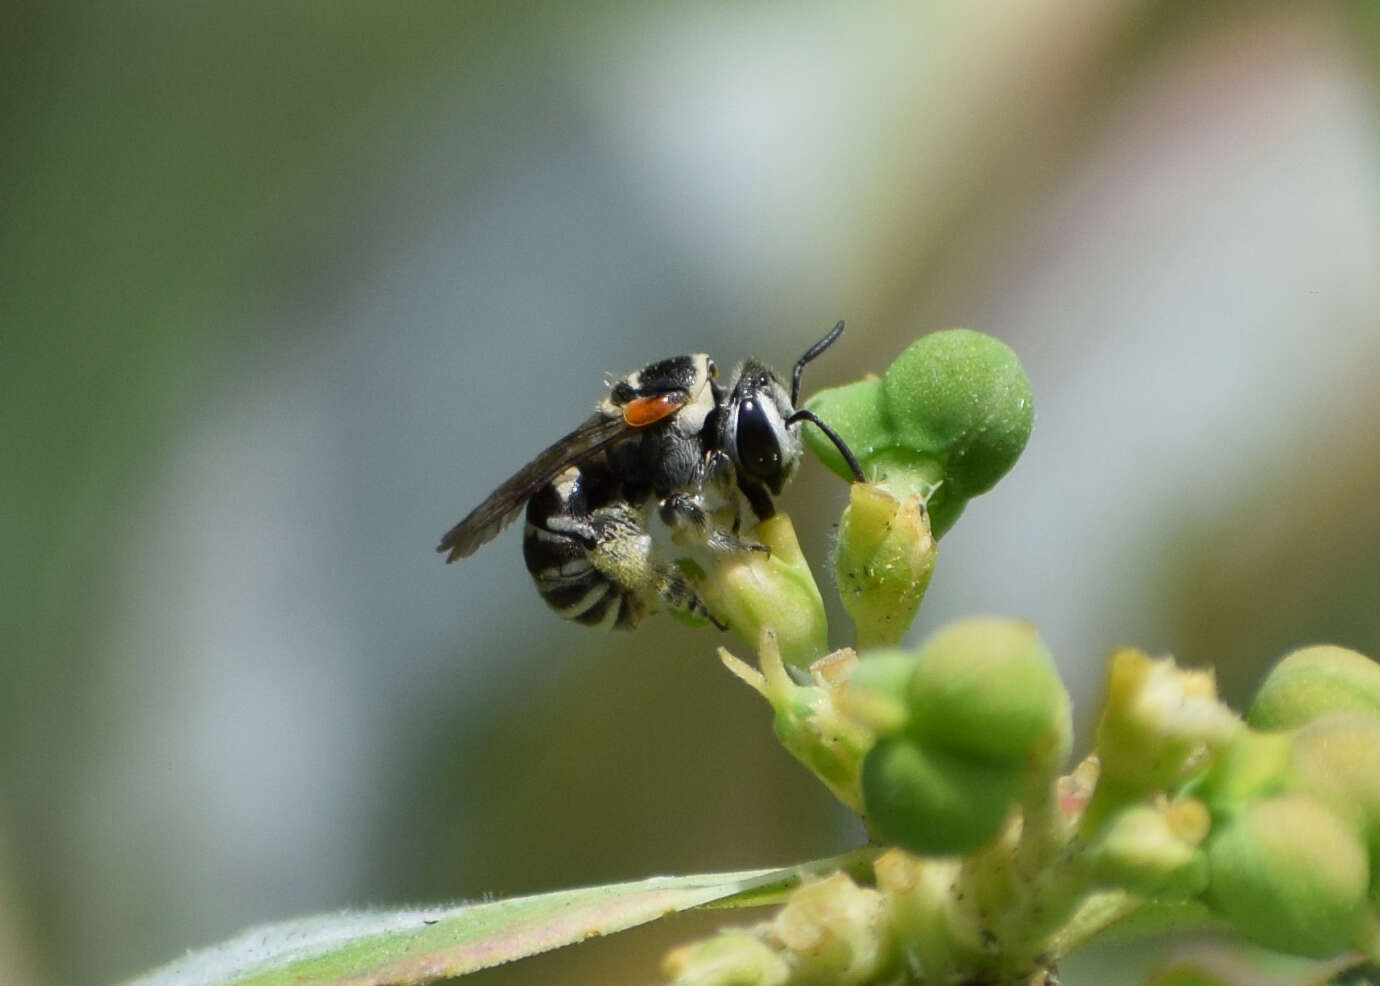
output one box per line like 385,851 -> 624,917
4,3 -> 1379,984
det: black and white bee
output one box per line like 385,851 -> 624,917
437,321 -> 865,630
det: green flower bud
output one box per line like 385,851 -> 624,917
700,514 -> 828,668
771,873 -> 893,984
663,930 -> 790,986
1205,794 -> 1370,957
1193,728 -> 1293,810
804,329 -> 1033,538
1248,645 -> 1380,731
1094,649 -> 1241,798
802,376 -> 893,474
871,849 -> 985,978
881,329 -> 1033,499
836,650 -> 920,736
720,634 -> 873,814
833,483 -> 936,648
1085,801 -> 1210,899
862,735 -> 1023,855
1289,714 -> 1380,887
905,619 -> 1071,773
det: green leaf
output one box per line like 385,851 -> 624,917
123,852 -> 876,986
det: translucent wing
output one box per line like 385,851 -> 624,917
436,412 -> 632,562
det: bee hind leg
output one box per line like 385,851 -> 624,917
649,566 -> 727,630
583,505 -> 725,629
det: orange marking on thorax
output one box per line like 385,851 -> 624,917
622,392 -> 687,427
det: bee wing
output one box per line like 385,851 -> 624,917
436,411 -> 632,562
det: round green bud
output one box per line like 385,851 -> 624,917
803,329 -> 1033,539
1289,713 -> 1380,888
1205,793 -> 1370,957
801,376 -> 894,480
905,618 -> 1070,771
833,483 -> 936,648
862,735 -> 1022,855
1193,728 -> 1293,810
1248,645 -> 1380,731
881,329 -> 1034,502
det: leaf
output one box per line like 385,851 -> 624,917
123,850 -> 876,986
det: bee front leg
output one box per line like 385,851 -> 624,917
658,450 -> 771,555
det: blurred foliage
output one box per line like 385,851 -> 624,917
1170,395 -> 1380,705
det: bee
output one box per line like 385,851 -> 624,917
437,320 -> 865,629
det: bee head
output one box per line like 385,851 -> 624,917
719,321 -> 866,494
722,361 -> 802,494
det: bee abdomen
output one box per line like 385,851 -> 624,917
523,520 -> 644,630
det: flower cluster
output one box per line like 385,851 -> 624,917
1200,645 -> 1380,957
665,330 -> 1380,986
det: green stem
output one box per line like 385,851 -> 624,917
990,840 -> 1097,973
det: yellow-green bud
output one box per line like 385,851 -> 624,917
1095,649 -> 1240,795
1204,793 -> 1370,957
833,483 -> 936,648
862,736 -> 1023,855
1249,645 -> 1380,731
720,635 -> 873,814
663,930 -> 790,986
906,619 -> 1071,773
700,514 -> 828,668
770,873 -> 892,984
1085,801 -> 1209,899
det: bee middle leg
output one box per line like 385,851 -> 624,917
658,493 -> 769,555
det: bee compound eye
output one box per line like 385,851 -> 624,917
736,398 -> 782,481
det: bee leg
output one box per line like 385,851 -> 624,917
711,531 -> 771,555
735,475 -> 778,526
699,451 -> 773,554
659,493 -> 769,555
650,567 -> 727,630
583,504 -> 725,629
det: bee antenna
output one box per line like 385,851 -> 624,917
786,408 -> 867,483
791,319 -> 846,406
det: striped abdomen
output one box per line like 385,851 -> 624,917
522,463 -> 648,630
